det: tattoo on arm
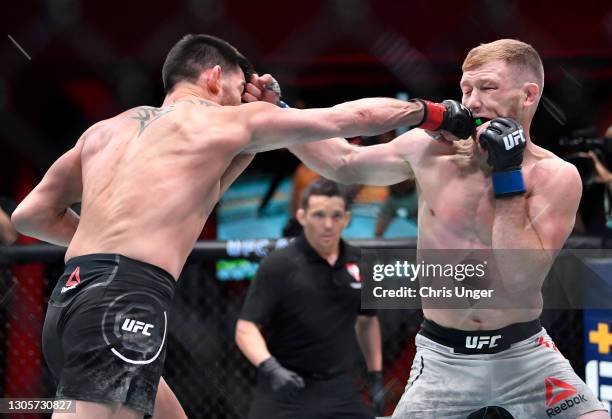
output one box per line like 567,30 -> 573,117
131,100 -> 212,136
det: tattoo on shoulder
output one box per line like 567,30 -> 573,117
131,106 -> 175,136
174,99 -> 214,106
131,100 -> 213,136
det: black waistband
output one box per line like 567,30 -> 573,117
65,253 -> 176,291
419,318 -> 542,354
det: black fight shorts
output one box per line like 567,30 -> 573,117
42,253 -> 175,416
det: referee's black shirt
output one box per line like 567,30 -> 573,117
239,234 -> 375,376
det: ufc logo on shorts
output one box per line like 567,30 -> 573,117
503,129 -> 526,150
465,335 -> 501,349
121,318 -> 154,336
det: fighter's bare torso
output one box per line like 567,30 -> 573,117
415,137 -> 548,249
406,132 -> 575,330
66,100 -> 254,279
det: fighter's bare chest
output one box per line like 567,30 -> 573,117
416,158 -> 534,246
423,177 -> 494,243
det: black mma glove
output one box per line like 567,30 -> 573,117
478,117 -> 527,198
258,356 -> 305,400
367,370 -> 386,415
410,99 -> 475,139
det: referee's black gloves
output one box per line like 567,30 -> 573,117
367,370 -> 386,415
258,356 -> 305,400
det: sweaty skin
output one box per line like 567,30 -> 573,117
291,60 -> 582,330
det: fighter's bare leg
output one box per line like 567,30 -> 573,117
578,411 -> 611,418
52,401 -> 142,419
153,377 -> 188,419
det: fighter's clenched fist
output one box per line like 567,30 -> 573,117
478,117 -> 527,198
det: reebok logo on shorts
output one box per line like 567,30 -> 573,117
545,377 -> 587,417
60,267 -> 81,293
545,377 -> 577,406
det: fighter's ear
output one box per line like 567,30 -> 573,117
296,208 -> 306,226
523,82 -> 539,107
206,65 -> 222,94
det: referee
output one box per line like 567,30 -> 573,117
235,179 -> 385,419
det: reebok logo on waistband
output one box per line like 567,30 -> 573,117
60,267 -> 81,293
465,335 -> 501,350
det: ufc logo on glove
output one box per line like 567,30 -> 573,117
502,128 -> 526,150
